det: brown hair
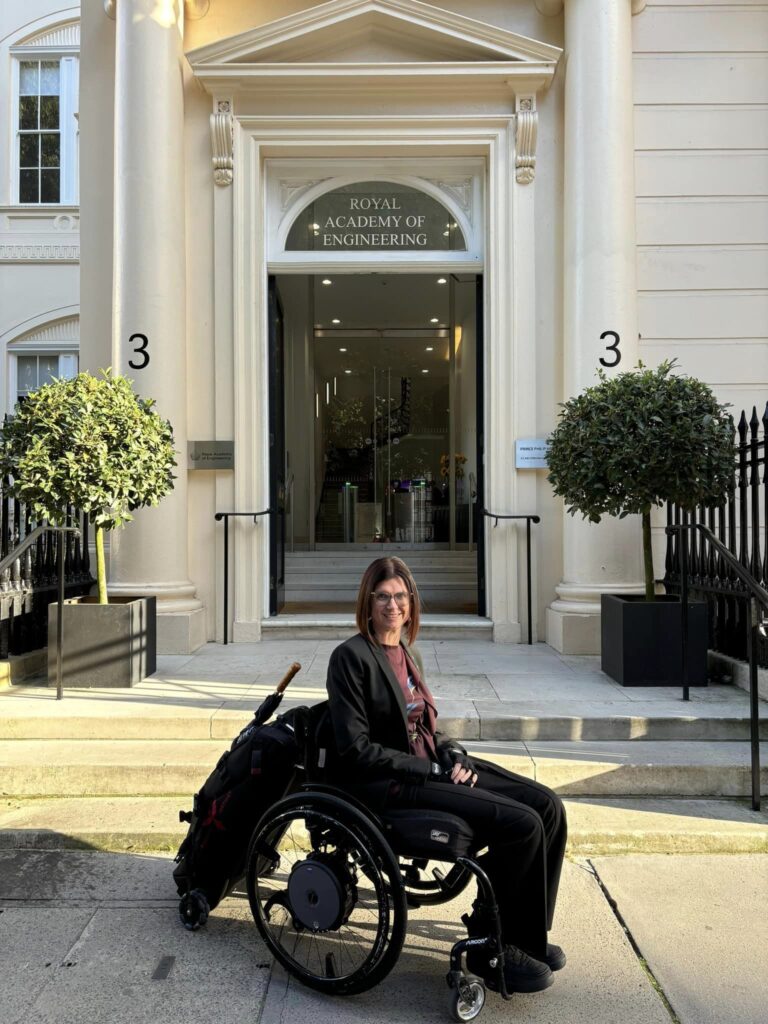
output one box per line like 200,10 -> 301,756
355,556 -> 421,646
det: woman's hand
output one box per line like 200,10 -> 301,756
448,761 -> 478,787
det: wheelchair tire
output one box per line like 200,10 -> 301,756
246,792 -> 407,995
447,974 -> 486,1022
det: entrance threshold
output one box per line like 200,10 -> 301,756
261,614 -> 493,641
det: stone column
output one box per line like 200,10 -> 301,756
545,0 -> 645,654
107,0 -> 204,653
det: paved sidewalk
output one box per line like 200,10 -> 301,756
2,639 -> 764,740
1,849 -> 765,1024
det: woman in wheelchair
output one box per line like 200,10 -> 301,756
324,556 -> 567,997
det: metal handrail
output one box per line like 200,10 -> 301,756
0,523 -> 80,701
214,510 -> 272,644
666,521 -> 766,811
481,511 -> 541,645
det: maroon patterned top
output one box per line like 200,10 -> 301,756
381,644 -> 437,762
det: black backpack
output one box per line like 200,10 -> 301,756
174,700 -> 326,929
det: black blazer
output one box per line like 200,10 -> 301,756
325,632 -> 464,805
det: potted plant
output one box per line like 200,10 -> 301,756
547,361 -> 733,685
0,370 -> 176,687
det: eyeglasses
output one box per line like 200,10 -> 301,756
372,591 -> 410,606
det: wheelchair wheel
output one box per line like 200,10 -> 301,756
401,859 -> 472,907
246,792 -> 407,995
447,974 -> 486,1022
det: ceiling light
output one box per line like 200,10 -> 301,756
344,369 -> 352,375
426,346 -> 434,352
430,318 -> 439,324
332,318 -> 341,324
421,369 -> 429,374
437,278 -> 447,285
322,278 -> 332,285
339,347 -> 347,352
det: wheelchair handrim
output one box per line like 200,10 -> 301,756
248,806 -> 396,989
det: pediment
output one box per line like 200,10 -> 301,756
187,0 -> 561,68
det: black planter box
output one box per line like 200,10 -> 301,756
47,596 -> 156,688
601,594 -> 708,687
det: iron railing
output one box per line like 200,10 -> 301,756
664,403 -> 767,670
666,522 -> 767,811
481,511 -> 540,645
214,510 -> 272,644
1,480 -> 93,657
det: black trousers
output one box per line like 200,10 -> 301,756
379,757 -> 567,959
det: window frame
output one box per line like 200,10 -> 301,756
7,345 -> 79,410
10,49 -> 79,206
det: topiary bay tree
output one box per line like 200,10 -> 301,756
547,361 -> 733,601
0,370 -> 176,604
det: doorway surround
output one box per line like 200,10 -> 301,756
187,0 -> 562,642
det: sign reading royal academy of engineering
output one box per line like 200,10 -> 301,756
188,441 -> 235,470
286,180 -> 467,252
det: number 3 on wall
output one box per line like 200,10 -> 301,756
599,331 -> 621,368
128,333 -> 150,369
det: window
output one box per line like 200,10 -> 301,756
16,353 -> 77,400
12,54 -> 78,204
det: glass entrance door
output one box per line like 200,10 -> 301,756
278,273 -> 480,553
274,272 -> 483,614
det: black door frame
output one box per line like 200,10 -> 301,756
475,274 -> 486,616
268,276 -> 286,616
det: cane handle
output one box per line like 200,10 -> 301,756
276,662 -> 302,694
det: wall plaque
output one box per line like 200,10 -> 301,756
188,441 -> 234,470
515,439 -> 549,470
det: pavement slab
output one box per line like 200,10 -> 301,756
260,859 -> 671,1024
590,854 -> 768,1024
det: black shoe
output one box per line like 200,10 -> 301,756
543,943 -> 566,971
466,944 -> 553,994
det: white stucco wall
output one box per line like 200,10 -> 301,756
0,2 -> 81,421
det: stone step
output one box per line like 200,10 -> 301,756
1,739 -> 765,798
260,614 -> 492,639
0,795 -> 764,856
2,706 -> 765,743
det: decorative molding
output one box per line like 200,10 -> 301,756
515,96 -> 537,185
279,178 -> 332,211
420,177 -> 473,223
9,317 -> 79,348
14,21 -> 80,48
632,1 -> 647,13
0,244 -> 79,262
104,1 -> 116,19
210,112 -> 234,187
188,0 -> 562,67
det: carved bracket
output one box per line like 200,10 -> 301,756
210,102 -> 234,187
515,96 -> 538,185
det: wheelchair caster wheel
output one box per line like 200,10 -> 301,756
179,889 -> 210,931
447,974 -> 486,1022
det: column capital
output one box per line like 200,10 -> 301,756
535,1 -> 646,15
104,0 -> 210,20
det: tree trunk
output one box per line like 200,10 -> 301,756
642,509 -> 655,601
95,524 -> 108,604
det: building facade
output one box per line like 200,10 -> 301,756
4,0 -> 767,654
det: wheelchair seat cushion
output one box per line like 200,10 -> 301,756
379,808 -> 474,860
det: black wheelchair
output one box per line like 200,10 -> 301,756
245,782 -> 513,1022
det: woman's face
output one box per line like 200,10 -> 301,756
370,575 -> 411,639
